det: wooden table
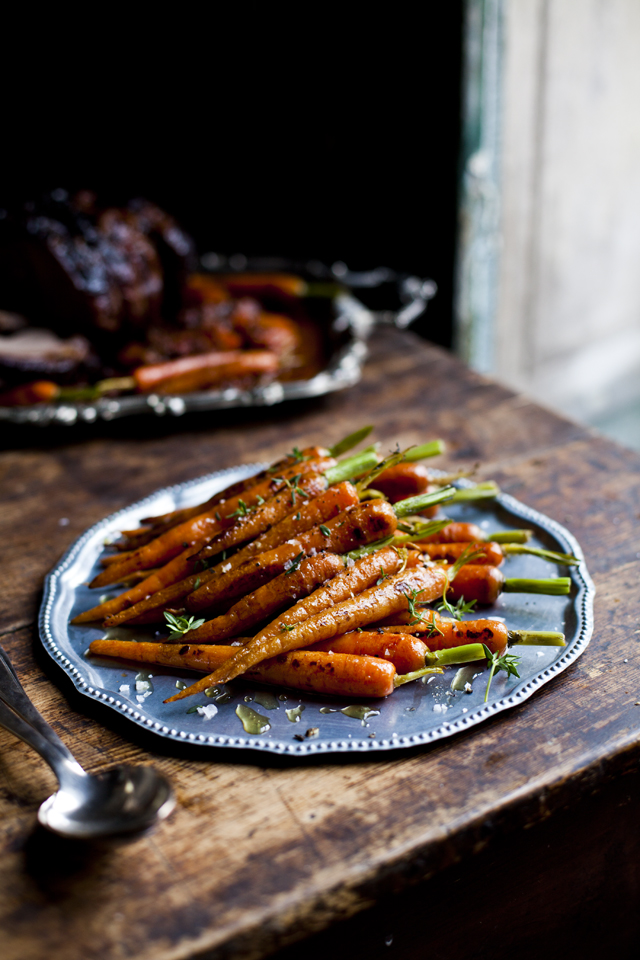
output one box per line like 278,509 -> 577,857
2,327 -> 640,960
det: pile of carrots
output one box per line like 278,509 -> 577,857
81,427 -> 575,704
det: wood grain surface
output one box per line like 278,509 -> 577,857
1,326 -> 639,960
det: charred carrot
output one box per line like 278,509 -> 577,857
89,638 -> 399,699
416,539 -> 577,566
308,632 -> 430,674
186,497 -> 400,613
133,427 -> 372,534
97,480 -> 362,628
446,566 -> 571,605
372,463 -> 430,502
180,552 -> 346,643
166,563 -> 448,700
107,542 -> 306,627
88,454 -> 340,589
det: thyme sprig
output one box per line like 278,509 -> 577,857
273,474 -> 309,505
164,611 -> 206,640
482,644 -> 521,702
284,552 -> 305,576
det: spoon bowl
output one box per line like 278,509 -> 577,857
37,764 -> 175,839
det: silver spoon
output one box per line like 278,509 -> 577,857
0,645 -> 175,839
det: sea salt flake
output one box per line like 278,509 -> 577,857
119,684 -> 130,694
197,704 -> 219,720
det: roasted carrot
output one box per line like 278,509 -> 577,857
96,480 -> 361,628
125,444 -> 332,547
417,541 -> 505,566
166,562 -> 448,700
373,463 -> 430,502
105,542 -> 305,627
446,566 -> 571,604
181,552 -> 346,643
425,618 -> 509,655
308,632 -> 429,674
244,545 -> 418,644
186,498 -> 398,613
417,521 -> 488,544
89,455 -> 338,588
132,349 -> 279,394
89,638 -> 397,699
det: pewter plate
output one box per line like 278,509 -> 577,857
39,464 -> 595,756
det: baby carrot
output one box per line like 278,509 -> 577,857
446,565 -> 571,604
372,463 -> 430,503
186,498 -> 399,613
417,541 -> 505,566
308,632 -> 429,674
125,444 -> 333,547
89,638 -> 398,699
182,552 -> 346,643
166,563 -> 448,700
132,349 -> 278,393
106,542 -> 305,627
89,455 -> 338,588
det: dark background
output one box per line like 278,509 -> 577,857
1,6 -> 462,347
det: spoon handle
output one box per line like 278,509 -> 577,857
0,645 -> 85,781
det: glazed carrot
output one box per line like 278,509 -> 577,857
89,455 -> 338,588
446,566 -> 571,604
373,463 -> 430,502
182,552 -> 345,643
73,546 -> 207,624
166,562 -> 448,700
0,380 -> 60,406
132,349 -> 279,394
417,540 -> 578,566
105,542 -> 305,627
126,444 -> 332,547
195,479 -> 359,563
246,545 -> 419,644
417,541 -> 505,566
89,638 -> 397,699
425,618 -> 509,656
308,632 -> 429,674
417,522 -> 488,544
186,498 -> 399,613
97,480 -> 361,628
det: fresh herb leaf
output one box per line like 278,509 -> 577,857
228,499 -> 250,518
284,552 -> 305,576
437,595 -> 478,618
186,704 -> 200,714
255,495 -> 265,506
296,512 -> 301,521
319,524 -> 331,536
438,544 -> 486,616
482,644 -> 521,702
193,577 -> 201,591
403,587 -> 429,626
215,510 -> 221,521
376,566 -> 390,586
164,611 -> 206,641
280,623 -> 296,632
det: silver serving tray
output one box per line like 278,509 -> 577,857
39,463 -> 595,756
1,263 -> 436,426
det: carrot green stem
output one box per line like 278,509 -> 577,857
502,577 -> 571,595
393,666 -> 444,686
424,643 -> 487,667
328,426 -> 374,458
448,481 -> 500,502
502,545 -> 579,565
393,486 -> 457,518
393,518 -> 453,543
325,450 -> 379,485
508,630 -> 566,646
490,530 -> 532,544
402,440 -> 446,461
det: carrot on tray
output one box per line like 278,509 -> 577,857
446,566 -> 572,605
178,552 -> 346,642
166,561 -> 448,701
186,496 -> 400,613
88,453 -> 342,589
307,632 -> 430,674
